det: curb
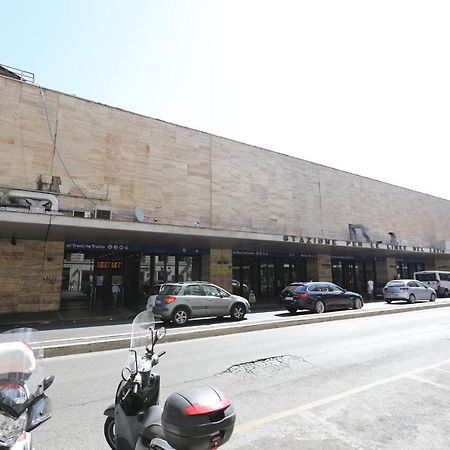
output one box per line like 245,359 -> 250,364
43,301 -> 450,358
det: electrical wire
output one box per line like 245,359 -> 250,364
39,85 -> 138,222
39,85 -> 97,207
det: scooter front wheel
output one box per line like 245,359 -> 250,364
104,416 -> 116,449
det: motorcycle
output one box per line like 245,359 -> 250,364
104,310 -> 236,450
0,327 -> 54,450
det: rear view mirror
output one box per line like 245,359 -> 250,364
121,367 -> 132,381
43,375 -> 54,392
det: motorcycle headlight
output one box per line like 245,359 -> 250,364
0,411 -> 27,447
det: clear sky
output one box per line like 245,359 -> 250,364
2,0 -> 449,200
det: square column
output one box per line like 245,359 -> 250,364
202,249 -> 233,291
375,257 -> 397,284
307,254 -> 332,281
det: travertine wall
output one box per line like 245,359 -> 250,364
0,239 -> 64,313
1,75 -> 449,249
208,249 -> 233,292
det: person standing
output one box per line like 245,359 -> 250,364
112,284 -> 120,306
96,274 -> 104,307
367,279 -> 374,301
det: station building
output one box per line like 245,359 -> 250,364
0,69 -> 449,315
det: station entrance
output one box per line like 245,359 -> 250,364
61,244 -> 204,310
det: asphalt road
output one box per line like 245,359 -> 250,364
33,306 -> 450,449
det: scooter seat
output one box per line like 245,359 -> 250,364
140,406 -> 165,441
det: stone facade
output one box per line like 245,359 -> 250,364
1,76 -> 449,246
0,239 -> 63,313
0,75 -> 449,314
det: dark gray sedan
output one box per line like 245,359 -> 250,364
280,282 -> 363,314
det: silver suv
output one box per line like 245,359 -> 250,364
152,281 -> 251,326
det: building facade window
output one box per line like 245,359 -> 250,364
232,252 -> 310,302
396,260 -> 425,279
62,246 -> 203,310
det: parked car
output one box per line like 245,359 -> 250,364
279,282 -> 304,305
152,281 -> 251,326
414,270 -> 450,298
383,279 -> 436,303
279,281 -> 363,314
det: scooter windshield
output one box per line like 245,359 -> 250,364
127,311 -> 155,373
0,328 -> 43,417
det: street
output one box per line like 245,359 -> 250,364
33,306 -> 450,449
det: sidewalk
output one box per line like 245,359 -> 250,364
0,301 -> 285,331
0,305 -> 140,331
0,298 -> 386,331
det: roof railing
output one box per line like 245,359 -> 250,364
0,64 -> 35,83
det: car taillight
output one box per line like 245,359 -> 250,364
295,292 -> 308,299
165,296 -> 177,304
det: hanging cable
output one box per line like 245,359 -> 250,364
39,85 -> 97,207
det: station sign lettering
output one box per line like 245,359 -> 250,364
282,235 -> 447,254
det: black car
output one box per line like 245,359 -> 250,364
280,282 -> 364,314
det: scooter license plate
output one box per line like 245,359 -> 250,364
285,296 -> 293,300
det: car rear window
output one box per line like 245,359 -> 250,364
282,285 -> 300,294
160,285 -> 182,295
415,273 -> 437,282
386,281 -> 405,287
293,285 -> 307,293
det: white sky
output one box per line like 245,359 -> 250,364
2,0 -> 450,200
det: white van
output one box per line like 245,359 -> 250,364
414,271 -> 450,297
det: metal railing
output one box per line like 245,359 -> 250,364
0,64 -> 35,83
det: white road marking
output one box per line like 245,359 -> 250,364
235,357 -> 450,434
432,367 -> 450,374
406,374 -> 450,391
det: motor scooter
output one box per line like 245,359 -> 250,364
0,327 -> 54,450
104,310 -> 235,450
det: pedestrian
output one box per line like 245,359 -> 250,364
367,279 -> 374,301
96,274 -> 105,307
112,284 -> 120,306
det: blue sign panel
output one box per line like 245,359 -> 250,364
233,250 -> 316,259
65,242 -> 209,255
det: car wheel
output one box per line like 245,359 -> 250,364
408,294 -> 416,304
172,307 -> 190,326
385,300 -> 392,304
445,289 -> 449,298
430,293 -> 436,302
287,306 -> 297,314
230,303 -> 246,321
314,301 -> 325,314
104,417 -> 115,450
353,297 -> 363,309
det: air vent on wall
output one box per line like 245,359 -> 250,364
73,210 -> 92,218
95,207 -> 112,220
